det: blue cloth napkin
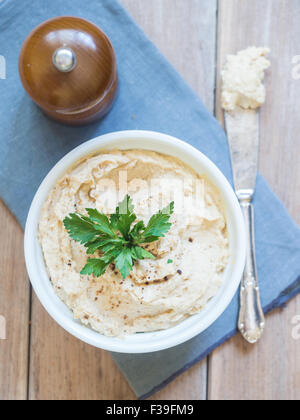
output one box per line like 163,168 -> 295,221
1,0 -> 300,399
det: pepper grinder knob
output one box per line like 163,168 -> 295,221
52,47 -> 77,73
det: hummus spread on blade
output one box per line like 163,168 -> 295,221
221,47 -> 270,111
38,150 -> 229,337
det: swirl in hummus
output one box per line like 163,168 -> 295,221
39,150 -> 229,337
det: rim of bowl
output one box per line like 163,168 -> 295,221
24,130 -> 246,353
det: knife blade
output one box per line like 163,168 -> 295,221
225,108 -> 265,344
225,109 -> 259,197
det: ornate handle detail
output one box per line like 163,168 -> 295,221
238,201 -> 265,344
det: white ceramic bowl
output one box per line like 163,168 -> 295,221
24,130 -> 246,353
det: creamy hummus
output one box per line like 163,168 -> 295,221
39,150 -> 229,336
221,47 -> 270,111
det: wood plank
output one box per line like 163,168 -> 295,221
0,200 -> 30,400
122,0 -> 217,111
209,0 -> 300,400
28,0 -> 217,400
29,298 -> 135,400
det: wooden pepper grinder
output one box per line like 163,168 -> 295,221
19,16 -> 118,125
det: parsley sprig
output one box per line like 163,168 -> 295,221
63,195 -> 174,279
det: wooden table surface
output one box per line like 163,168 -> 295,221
1,0 -> 300,400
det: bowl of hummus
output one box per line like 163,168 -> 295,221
24,131 -> 246,353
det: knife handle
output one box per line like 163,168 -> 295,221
238,201 -> 265,344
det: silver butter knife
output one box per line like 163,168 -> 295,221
225,108 -> 265,344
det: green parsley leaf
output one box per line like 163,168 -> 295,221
63,213 -> 97,244
63,196 -> 174,279
81,258 -> 112,277
129,221 -> 146,241
85,237 -> 124,255
111,195 -> 137,239
142,202 -> 174,241
115,248 -> 133,280
86,209 -> 116,236
131,246 -> 155,261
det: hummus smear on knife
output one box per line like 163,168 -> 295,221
221,46 -> 270,111
39,150 -> 229,337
